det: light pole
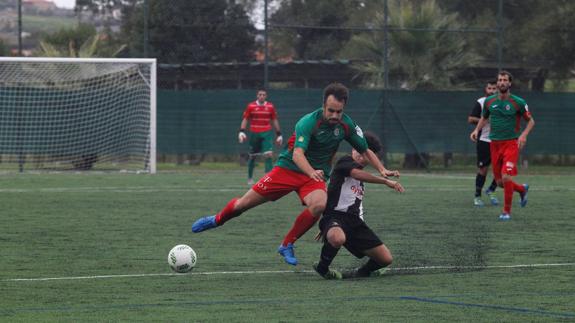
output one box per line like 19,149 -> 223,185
18,0 -> 22,56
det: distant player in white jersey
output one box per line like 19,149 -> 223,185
468,80 -> 499,207
313,131 -> 404,279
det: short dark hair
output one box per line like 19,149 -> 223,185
363,131 -> 382,154
487,79 -> 497,86
498,70 -> 513,82
257,88 -> 267,93
323,82 -> 349,105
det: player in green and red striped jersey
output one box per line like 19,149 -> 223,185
193,83 -> 400,265
470,71 -> 535,221
238,89 -> 282,185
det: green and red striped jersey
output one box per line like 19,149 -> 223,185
277,108 -> 368,179
482,94 -> 532,141
243,101 -> 277,133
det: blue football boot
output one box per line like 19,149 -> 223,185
192,215 -> 218,233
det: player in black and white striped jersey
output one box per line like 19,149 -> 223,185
468,80 -> 499,207
313,131 -> 405,279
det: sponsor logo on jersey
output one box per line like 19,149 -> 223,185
256,175 -> 273,191
298,136 -> 305,142
350,184 -> 364,198
505,105 -> 511,111
334,128 -> 340,137
355,125 -> 364,138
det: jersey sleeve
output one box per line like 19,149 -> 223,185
482,95 -> 497,118
470,101 -> 482,118
333,156 -> 360,177
521,103 -> 532,120
293,113 -> 316,151
270,104 -> 278,119
342,115 -> 368,153
242,104 -> 252,119
482,104 -> 490,118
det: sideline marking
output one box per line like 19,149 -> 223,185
4,262 -> 575,282
0,186 -> 573,193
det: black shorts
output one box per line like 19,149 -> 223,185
319,211 -> 382,258
476,140 -> 492,168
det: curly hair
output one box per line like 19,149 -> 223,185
323,83 -> 349,105
363,131 -> 382,154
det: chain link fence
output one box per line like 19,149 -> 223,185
2,0 -> 575,166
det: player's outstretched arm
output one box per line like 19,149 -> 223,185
361,149 -> 400,178
350,169 -> 404,192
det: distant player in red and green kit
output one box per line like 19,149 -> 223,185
470,71 -> 535,221
238,89 -> 283,185
193,83 -> 400,266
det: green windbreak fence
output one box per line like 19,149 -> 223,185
157,90 -> 574,156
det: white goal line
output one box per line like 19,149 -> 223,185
4,262 -> 575,282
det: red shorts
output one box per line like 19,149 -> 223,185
490,139 -> 519,181
252,166 -> 327,202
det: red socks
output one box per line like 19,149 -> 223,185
503,181 -> 526,214
282,209 -> 319,246
215,198 -> 240,225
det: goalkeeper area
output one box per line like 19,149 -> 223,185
0,57 -> 156,173
1,165 -> 574,321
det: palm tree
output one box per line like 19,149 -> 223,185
37,24 -> 126,58
343,0 -> 480,90
38,33 -> 126,58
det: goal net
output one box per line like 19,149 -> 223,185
0,57 -> 156,173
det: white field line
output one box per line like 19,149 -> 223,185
0,186 -> 574,193
4,262 -> 575,282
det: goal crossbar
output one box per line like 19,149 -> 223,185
0,57 -> 156,173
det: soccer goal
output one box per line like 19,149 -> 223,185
0,57 -> 156,173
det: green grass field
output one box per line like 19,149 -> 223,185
1,165 -> 574,322
23,15 -> 77,34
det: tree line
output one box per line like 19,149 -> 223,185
15,0 -> 575,90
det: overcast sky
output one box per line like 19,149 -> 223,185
52,0 -> 75,9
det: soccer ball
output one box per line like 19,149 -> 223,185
168,244 -> 197,273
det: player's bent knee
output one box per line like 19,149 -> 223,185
308,204 -> 325,216
383,254 -> 393,266
326,228 -> 346,248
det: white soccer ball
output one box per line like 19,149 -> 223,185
168,244 -> 197,273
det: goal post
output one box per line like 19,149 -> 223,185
0,57 -> 156,173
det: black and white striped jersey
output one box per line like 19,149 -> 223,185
325,155 -> 365,220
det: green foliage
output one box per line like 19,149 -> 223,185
121,0 -> 256,63
269,0 -> 361,60
0,38 -> 9,56
344,0 -> 480,89
439,0 -> 575,89
522,0 -> 575,89
36,24 -> 126,57
0,168 -> 574,321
